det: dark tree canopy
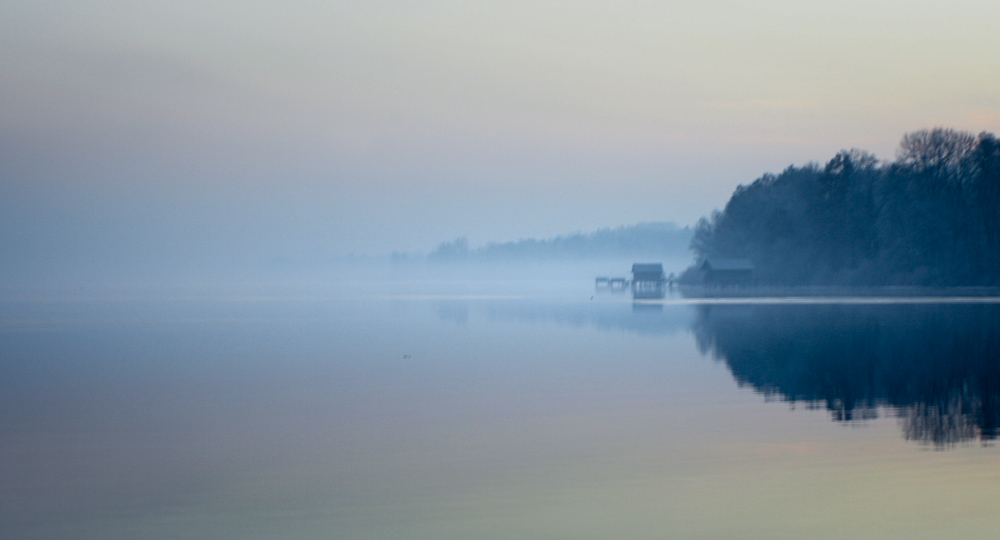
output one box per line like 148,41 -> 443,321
689,128 -> 1000,285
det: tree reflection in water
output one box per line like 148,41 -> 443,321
692,302 -> 1000,448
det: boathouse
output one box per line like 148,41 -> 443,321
631,263 -> 666,284
631,263 -> 666,299
700,258 -> 754,286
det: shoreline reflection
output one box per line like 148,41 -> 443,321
693,303 -> 1000,448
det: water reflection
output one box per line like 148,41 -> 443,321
435,298 -> 690,335
692,303 -> 1000,448
631,301 -> 663,313
4,295 -> 1000,538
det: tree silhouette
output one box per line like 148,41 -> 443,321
690,128 -> 1000,285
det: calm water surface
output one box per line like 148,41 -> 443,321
3,284 -> 1000,539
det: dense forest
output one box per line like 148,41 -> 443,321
689,128 -> 1000,285
427,222 -> 691,262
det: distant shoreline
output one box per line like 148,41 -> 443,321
675,285 -> 1000,299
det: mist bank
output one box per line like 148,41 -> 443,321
424,222 -> 691,264
689,128 -> 1000,286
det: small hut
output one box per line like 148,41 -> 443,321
631,263 -> 667,298
632,263 -> 666,284
701,259 -> 753,286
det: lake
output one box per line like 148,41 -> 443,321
3,281 -> 1000,539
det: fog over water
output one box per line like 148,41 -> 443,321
4,1 -> 1000,538
4,274 -> 1000,539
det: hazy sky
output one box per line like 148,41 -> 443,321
2,1 -> 999,275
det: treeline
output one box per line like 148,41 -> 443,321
690,128 -> 1000,285
427,222 -> 691,262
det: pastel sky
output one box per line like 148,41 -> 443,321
2,1 -> 999,276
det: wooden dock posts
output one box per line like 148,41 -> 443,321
597,263 -> 671,298
595,276 -> 629,290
